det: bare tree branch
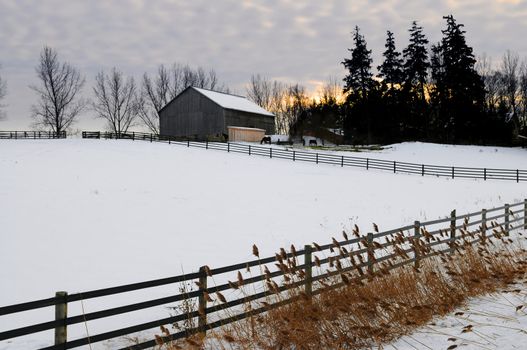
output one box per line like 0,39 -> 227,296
92,68 -> 139,134
246,74 -> 309,135
139,63 -> 228,134
30,46 -> 86,133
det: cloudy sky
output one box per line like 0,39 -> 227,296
1,0 -> 526,130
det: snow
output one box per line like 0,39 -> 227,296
192,87 -> 274,116
307,142 -> 527,169
389,285 -> 527,349
0,139 -> 526,349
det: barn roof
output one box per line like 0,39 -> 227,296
159,86 -> 274,117
192,87 -> 274,116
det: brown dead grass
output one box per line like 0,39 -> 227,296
154,226 -> 527,350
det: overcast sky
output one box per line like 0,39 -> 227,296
1,0 -> 526,130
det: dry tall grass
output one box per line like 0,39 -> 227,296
153,223 -> 526,350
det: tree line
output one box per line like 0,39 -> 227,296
0,47 -> 229,135
1,15 -> 526,145
338,15 -> 527,145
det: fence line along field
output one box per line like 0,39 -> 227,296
82,131 -> 527,182
0,138 -> 526,349
1,200 -> 525,349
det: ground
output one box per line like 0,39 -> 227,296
0,139 -> 526,349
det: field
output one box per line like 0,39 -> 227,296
0,139 -> 526,349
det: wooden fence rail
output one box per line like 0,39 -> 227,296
81,131 -> 527,182
1,200 -> 526,349
0,131 -> 66,139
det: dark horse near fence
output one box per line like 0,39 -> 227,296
260,136 -> 271,144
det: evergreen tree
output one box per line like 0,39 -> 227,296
401,21 -> 430,139
377,31 -> 404,142
431,15 -> 486,143
342,26 -> 374,98
403,21 -> 429,101
378,31 -> 403,86
341,26 -> 378,144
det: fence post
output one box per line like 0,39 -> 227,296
150,134 -> 153,142
524,199 -> 527,229
421,164 -> 424,176
451,167 -> 454,179
227,142 -> 230,152
316,153 -> 318,164
367,232 -> 374,274
54,291 -> 68,346
249,145 -> 252,156
198,266 -> 208,336
393,161 -> 396,173
304,245 -> 312,297
132,132 -> 135,141
341,156 -> 344,167
187,139 -> 190,147
450,209 -> 456,253
517,170 -> 519,183
484,168 -> 487,180
481,209 -> 487,243
366,158 -> 369,170
504,204 -> 510,235
414,221 -> 421,269
270,148 -> 272,159
206,140 -> 208,149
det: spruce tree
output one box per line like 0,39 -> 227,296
341,26 -> 377,144
403,21 -> 430,101
342,26 -> 374,99
432,15 -> 486,143
401,21 -> 430,139
378,31 -> 403,86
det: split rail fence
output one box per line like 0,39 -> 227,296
1,200 -> 526,349
81,131 -> 527,182
0,131 -> 66,139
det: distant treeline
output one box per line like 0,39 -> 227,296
2,14 -> 526,145
286,15 -> 527,146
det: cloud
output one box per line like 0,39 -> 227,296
0,0 -> 526,129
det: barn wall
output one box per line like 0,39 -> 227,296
224,110 -> 275,135
160,88 -> 224,138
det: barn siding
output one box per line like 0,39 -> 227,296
160,88 -> 224,138
224,110 -> 275,135
160,87 -> 275,139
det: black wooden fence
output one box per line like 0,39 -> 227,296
1,200 -> 526,349
81,131 -> 527,182
0,131 -> 67,139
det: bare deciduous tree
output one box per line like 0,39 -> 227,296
319,76 -> 342,105
0,64 -> 6,120
92,68 -> 139,134
501,50 -> 520,126
30,46 -> 86,133
246,74 -> 310,135
246,74 -> 273,110
139,63 -> 228,134
476,54 -> 502,113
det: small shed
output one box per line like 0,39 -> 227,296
159,87 -> 275,140
228,126 -> 266,142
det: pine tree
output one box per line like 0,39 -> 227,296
378,31 -> 403,86
431,15 -> 486,143
342,26 -> 374,99
341,26 -> 378,144
403,21 -> 430,101
401,21 -> 430,139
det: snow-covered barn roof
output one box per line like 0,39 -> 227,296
189,87 -> 274,116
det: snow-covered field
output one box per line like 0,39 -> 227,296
0,139 -> 526,349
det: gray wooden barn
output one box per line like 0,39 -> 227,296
159,87 -> 275,140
